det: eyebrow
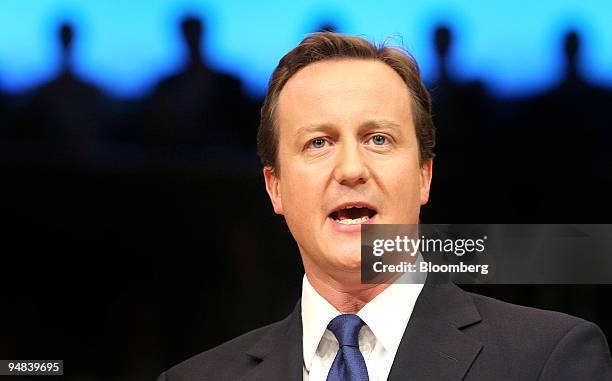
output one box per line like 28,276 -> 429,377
295,119 -> 403,136
295,123 -> 335,136
359,120 -> 403,134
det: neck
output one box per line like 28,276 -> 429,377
305,269 -> 392,314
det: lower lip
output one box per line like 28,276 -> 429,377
328,214 -> 377,233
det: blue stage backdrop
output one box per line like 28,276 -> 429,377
0,0 -> 611,99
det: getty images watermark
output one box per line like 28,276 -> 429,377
361,224 -> 612,284
370,233 -> 489,275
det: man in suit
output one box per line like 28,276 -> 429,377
158,32 -> 612,380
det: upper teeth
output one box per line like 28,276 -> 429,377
336,216 -> 369,225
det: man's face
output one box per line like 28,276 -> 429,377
264,58 -> 432,276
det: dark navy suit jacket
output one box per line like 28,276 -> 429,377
158,277 -> 612,380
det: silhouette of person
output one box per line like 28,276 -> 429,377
434,26 -> 452,86
520,29 -> 612,219
316,22 -> 338,33
431,24 -> 489,133
21,21 -> 106,152
546,29 -> 606,100
59,23 -> 74,73
426,24 -> 493,221
564,31 -> 580,84
145,15 -> 253,150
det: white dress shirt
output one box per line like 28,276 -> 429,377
301,268 -> 426,381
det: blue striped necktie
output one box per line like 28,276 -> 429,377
326,314 -> 370,381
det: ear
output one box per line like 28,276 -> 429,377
263,166 -> 284,215
419,159 -> 433,205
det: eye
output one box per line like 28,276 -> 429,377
308,138 -> 328,149
369,134 -> 388,145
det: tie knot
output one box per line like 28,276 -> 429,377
327,314 -> 365,348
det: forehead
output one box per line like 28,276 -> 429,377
276,58 -> 412,133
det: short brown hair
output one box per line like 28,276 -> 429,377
257,32 -> 435,174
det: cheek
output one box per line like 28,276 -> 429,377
383,162 -> 423,205
394,178 -> 421,204
281,169 -> 324,216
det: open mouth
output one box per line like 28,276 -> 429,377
329,205 -> 377,225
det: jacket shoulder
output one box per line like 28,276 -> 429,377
461,289 -> 612,379
466,289 -> 590,333
159,317 -> 290,381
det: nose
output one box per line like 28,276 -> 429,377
332,140 -> 371,186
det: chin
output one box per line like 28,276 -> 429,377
332,249 -> 362,273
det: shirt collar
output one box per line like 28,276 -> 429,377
301,274 -> 340,372
301,263 -> 426,371
356,270 -> 425,354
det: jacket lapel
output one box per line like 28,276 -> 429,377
240,301 -> 303,381
238,277 -> 483,381
388,277 -> 483,381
